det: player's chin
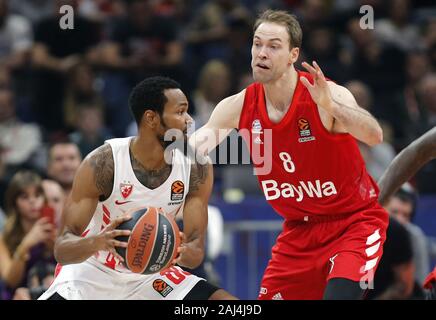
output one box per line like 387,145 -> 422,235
252,70 -> 270,82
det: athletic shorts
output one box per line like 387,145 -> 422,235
38,257 -> 213,300
258,205 -> 389,300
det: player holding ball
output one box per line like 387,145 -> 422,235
38,77 -> 236,300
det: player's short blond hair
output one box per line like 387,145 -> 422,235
253,10 -> 302,49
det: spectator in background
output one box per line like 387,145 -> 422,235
423,18 -> 436,69
346,80 -> 396,180
0,170 -> 56,300
414,74 -> 436,193
69,104 -> 113,157
41,179 -> 65,229
101,0 -> 183,75
12,261 -> 56,300
0,86 -> 42,171
374,0 -> 422,52
46,141 -> 82,196
390,50 -> 432,150
417,74 -> 436,131
366,216 -> 420,299
9,0 -> 54,26
294,0 -> 329,34
184,0 -> 252,78
0,0 -> 33,70
77,0 -> 126,23
345,17 -> 406,126
303,27 -> 348,84
31,0 -> 100,136
192,60 -> 231,128
63,62 -> 105,130
99,0 -> 183,136
0,144 -> 9,216
387,183 -> 431,286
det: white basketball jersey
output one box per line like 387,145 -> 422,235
82,137 -> 191,273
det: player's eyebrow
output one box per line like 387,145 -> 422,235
254,36 -> 282,42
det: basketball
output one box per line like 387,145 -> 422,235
115,207 -> 181,275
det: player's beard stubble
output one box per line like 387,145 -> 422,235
157,118 -> 187,150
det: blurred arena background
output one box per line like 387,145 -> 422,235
0,0 -> 435,300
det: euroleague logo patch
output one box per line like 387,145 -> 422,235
153,279 -> 173,297
297,118 -> 316,143
171,180 -> 184,201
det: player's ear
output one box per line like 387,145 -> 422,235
289,47 -> 299,65
142,110 -> 159,128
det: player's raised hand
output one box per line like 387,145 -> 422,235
300,61 -> 333,111
95,215 -> 132,262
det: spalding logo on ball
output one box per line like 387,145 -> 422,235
115,207 -> 181,274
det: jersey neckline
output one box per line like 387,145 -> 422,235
258,70 -> 303,130
127,137 -> 177,192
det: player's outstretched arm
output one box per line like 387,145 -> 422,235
378,127 -> 436,206
54,144 -> 131,265
189,90 -> 245,158
300,61 -> 383,146
173,161 -> 214,269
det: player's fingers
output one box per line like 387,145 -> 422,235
111,229 -> 131,238
177,245 -> 186,254
111,239 -> 129,249
109,248 -> 125,263
108,215 -> 132,230
179,232 -> 186,242
302,61 -> 317,75
300,76 -> 314,90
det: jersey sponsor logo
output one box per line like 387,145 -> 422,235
171,180 -> 184,201
261,179 -> 338,202
115,200 -> 132,205
153,279 -> 173,297
252,119 -> 263,133
120,182 -> 133,199
297,118 -> 315,143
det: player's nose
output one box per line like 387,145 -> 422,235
258,46 -> 268,59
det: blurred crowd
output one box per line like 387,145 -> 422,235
0,0 -> 435,299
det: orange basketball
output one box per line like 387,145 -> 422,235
115,207 -> 181,274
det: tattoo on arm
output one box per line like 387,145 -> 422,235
189,162 -> 208,192
89,144 -> 114,200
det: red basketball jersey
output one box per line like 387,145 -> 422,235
238,70 -> 380,220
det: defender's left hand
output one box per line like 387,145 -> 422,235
300,61 -> 334,111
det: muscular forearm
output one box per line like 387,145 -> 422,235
54,232 -> 100,265
378,146 -> 423,206
327,99 -> 383,146
378,127 -> 436,205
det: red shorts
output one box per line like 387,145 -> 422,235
258,205 -> 388,300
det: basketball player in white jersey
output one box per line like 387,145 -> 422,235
39,77 -> 236,300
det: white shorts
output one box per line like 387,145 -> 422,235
38,257 -> 203,300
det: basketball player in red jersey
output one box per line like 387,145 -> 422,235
190,10 -> 388,299
39,77 -> 237,300
378,126 -> 436,300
